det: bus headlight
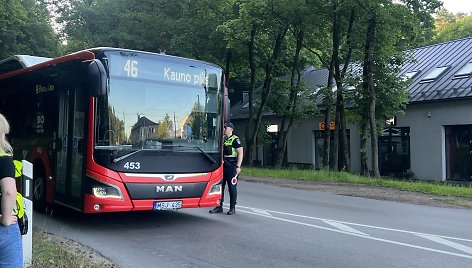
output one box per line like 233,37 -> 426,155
92,185 -> 122,199
208,180 -> 222,196
86,176 -> 124,199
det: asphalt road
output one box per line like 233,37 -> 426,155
34,180 -> 472,268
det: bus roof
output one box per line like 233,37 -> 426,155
0,55 -> 51,76
0,51 -> 96,81
88,47 -> 222,69
0,47 -> 221,81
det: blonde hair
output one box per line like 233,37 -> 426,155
0,113 -> 13,155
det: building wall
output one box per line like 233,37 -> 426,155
284,99 -> 472,180
286,118 -> 362,173
287,119 -> 314,165
350,123 -> 362,173
395,99 -> 472,180
234,99 -> 472,181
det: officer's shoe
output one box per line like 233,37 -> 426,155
209,206 -> 223,214
227,207 -> 236,215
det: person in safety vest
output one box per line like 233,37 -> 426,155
209,122 -> 243,215
0,113 -> 23,267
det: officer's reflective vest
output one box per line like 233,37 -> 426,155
0,152 -> 25,219
224,135 -> 239,158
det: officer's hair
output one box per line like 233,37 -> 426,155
0,113 -> 12,155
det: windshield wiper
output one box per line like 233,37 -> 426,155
112,149 -> 144,163
192,146 -> 217,165
171,145 -> 217,164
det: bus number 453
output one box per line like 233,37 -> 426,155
124,162 -> 141,170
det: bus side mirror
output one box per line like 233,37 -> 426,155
207,73 -> 218,92
86,59 -> 107,97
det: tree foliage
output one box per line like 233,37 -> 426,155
0,0 -> 444,173
0,0 -> 61,59
432,10 -> 472,44
156,113 -> 173,140
349,0 -> 439,176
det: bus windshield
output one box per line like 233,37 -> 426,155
94,51 -> 223,171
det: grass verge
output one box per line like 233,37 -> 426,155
242,167 -> 472,198
32,228 -> 114,268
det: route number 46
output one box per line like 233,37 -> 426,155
124,60 -> 138,77
124,162 -> 141,170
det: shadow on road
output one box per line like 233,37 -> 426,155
34,205 -> 221,233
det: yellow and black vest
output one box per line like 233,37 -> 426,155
0,152 -> 25,220
224,135 -> 239,158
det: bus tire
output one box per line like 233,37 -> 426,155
33,163 -> 47,212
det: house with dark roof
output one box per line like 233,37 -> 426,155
230,37 -> 472,181
130,115 -> 159,146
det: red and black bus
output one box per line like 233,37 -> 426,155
0,48 -> 225,213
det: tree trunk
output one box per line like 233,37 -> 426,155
274,29 -> 303,168
330,2 -> 353,172
360,109 -> 369,176
339,91 -> 349,172
322,59 -> 335,169
365,14 -> 380,177
244,23 -> 258,166
331,1 -> 345,171
247,27 -> 288,166
338,9 -> 355,172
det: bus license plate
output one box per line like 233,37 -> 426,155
153,201 -> 182,210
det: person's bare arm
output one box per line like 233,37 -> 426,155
236,147 -> 244,174
0,177 -> 18,226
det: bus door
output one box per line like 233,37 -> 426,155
54,86 -> 87,211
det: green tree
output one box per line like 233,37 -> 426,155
433,12 -> 472,44
48,0 -> 444,175
54,0 -> 181,53
157,113 -> 173,139
353,0 -> 439,177
0,0 -> 60,59
54,0 -> 231,64
270,0 -> 321,167
220,0 -> 293,166
188,101 -> 206,140
434,7 -> 457,33
108,106 -> 125,144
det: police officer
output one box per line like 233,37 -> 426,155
209,122 -> 243,215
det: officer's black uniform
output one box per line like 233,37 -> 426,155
221,133 -> 242,213
209,122 -> 242,215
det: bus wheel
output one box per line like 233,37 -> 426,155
33,165 -> 47,212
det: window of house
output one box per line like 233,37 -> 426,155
454,63 -> 472,78
420,66 -> 449,82
402,71 -> 419,81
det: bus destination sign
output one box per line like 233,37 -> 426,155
109,53 -> 214,88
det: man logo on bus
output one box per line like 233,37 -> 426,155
156,185 -> 183,193
164,175 -> 175,181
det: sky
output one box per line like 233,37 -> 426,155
441,0 -> 472,14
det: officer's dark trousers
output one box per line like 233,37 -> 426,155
222,161 -> 238,208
